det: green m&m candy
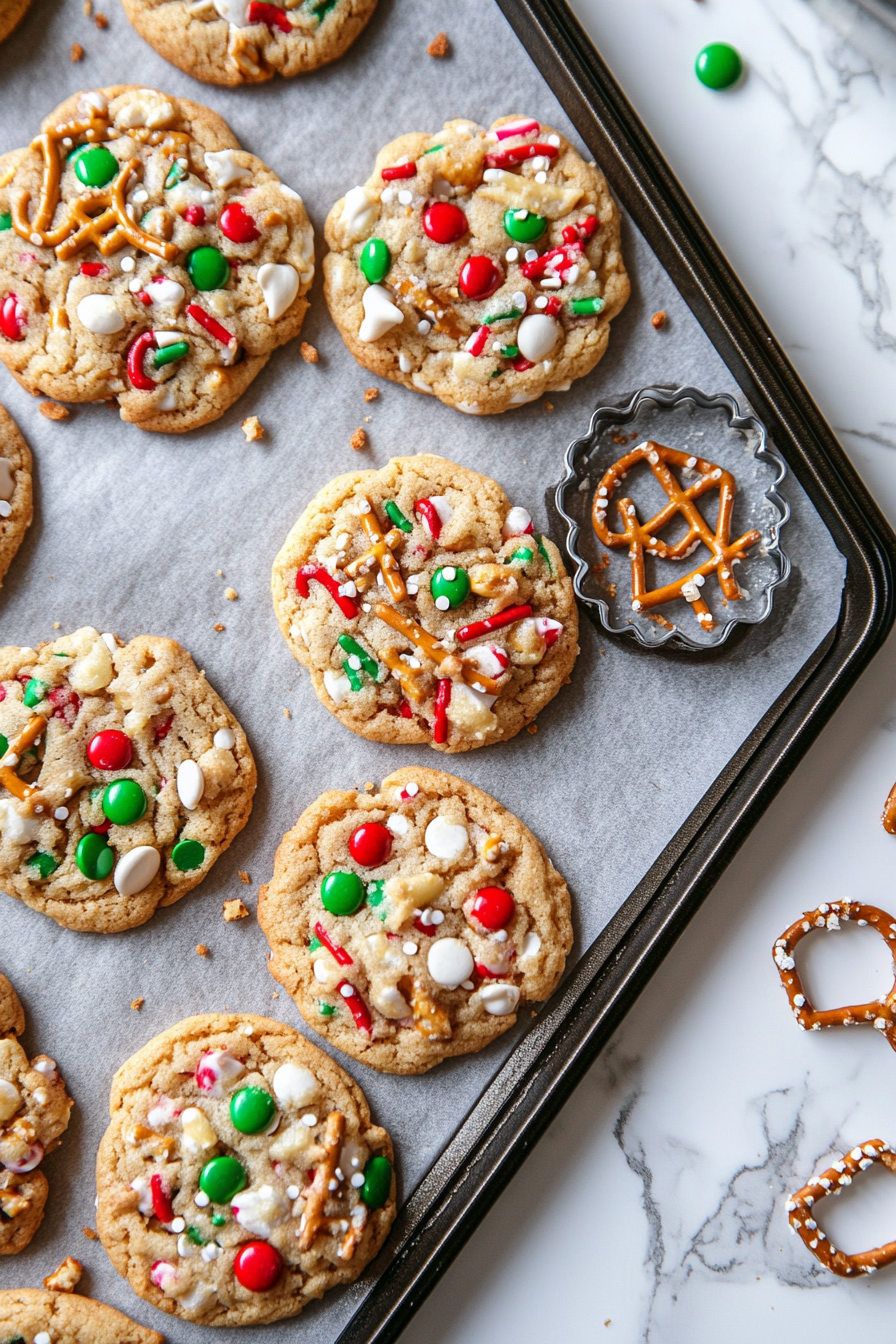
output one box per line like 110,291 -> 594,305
230,1086 -> 276,1135
431,565 -> 470,611
0,735 -> 7,759
102,779 -> 147,826
76,832 -> 114,881
360,1155 -> 392,1210
23,678 -> 46,708
171,838 -> 205,871
321,870 -> 365,916
186,246 -> 231,291
25,852 -> 59,880
199,1154 -> 248,1204
359,237 -> 391,285
695,42 -> 743,90
503,208 -> 546,244
0,213 -> 11,232
73,144 -> 119,188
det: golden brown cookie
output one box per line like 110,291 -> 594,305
0,628 -> 256,932
0,973 -> 74,1255
0,0 -> 29,44
271,454 -> 579,751
0,406 -> 33,589
0,86 -> 314,432
121,0 -> 377,87
323,115 -> 629,414
258,768 -> 574,1074
96,1013 -> 395,1327
0,1288 -> 164,1342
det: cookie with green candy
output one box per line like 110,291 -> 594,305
258,768 -> 574,1075
0,972 -> 74,1255
0,628 -> 256,932
0,1285 -> 163,1341
0,406 -> 33,590
96,1013 -> 395,1326
323,115 -> 629,414
271,454 -> 579,751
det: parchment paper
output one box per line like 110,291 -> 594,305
0,0 -> 845,1337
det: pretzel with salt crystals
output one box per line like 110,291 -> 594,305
298,1110 -> 344,1252
0,714 -> 47,807
592,440 -> 761,630
788,1139 -> 896,1277
343,498 -> 406,602
772,900 -> 896,1050
373,603 -> 501,697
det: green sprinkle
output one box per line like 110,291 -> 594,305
569,296 -> 605,316
23,678 -> 46,708
309,936 -> 322,952
338,634 -> 380,681
499,344 -> 519,359
307,0 -> 338,19
384,500 -> 413,532
153,339 -> 189,368
187,1225 -> 206,1246
0,735 -> 6,759
422,144 -> 445,155
164,162 -> 186,190
212,1213 -> 228,1227
366,880 -> 385,906
90,787 -> 102,801
343,660 -> 363,693
0,213 -> 12,232
490,370 -> 504,378
504,547 -> 534,565
319,1002 -> 337,1016
52,652 -> 70,657
25,852 -> 59,880
483,307 -> 522,324
534,534 -> 553,574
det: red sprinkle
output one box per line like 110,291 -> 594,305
136,291 -> 152,305
247,0 -> 292,29
89,821 -> 113,835
456,604 -> 533,644
48,686 -> 81,726
541,296 -> 562,317
126,330 -> 157,391
233,1240 -> 283,1292
0,293 -> 27,342
219,201 -> 260,243
336,980 -> 372,1034
493,118 -> 540,141
295,565 -> 358,620
474,957 -> 515,979
511,356 -> 534,372
466,324 -> 490,357
422,201 -> 468,244
398,699 -> 413,719
458,255 -> 503,301
186,303 -> 234,347
381,162 -> 417,181
433,677 -> 451,744
183,205 -> 205,226
413,498 -> 442,540
314,922 -> 353,967
520,242 -> 582,283
154,714 -> 174,742
413,915 -> 439,937
0,686 -> 6,703
484,142 -> 558,169
150,1173 -> 174,1224
79,262 -> 110,277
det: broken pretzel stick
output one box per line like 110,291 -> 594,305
399,975 -> 452,1039
0,714 -> 47,804
298,1111 -> 345,1251
343,498 -> 406,601
373,603 -> 501,696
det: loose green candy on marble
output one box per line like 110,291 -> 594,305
695,42 -> 743,90
23,678 -> 46,708
321,870 -> 365,916
199,1154 -> 248,1204
76,832 -> 114,881
503,208 -> 547,243
359,237 -> 391,285
102,779 -> 147,826
230,1086 -> 276,1135
25,851 -> 58,880
171,838 -> 205,871
186,246 -> 230,291
73,144 -> 119,188
361,1155 -> 392,1210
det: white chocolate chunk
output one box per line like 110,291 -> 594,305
77,294 -> 126,335
257,262 -> 299,320
0,799 -> 40,845
359,284 -> 404,342
0,1078 -> 21,1123
180,1106 -> 218,1155
68,635 -> 114,692
479,982 -> 521,1016
114,846 -> 161,897
0,458 -> 14,502
425,815 -> 469,860
204,148 -> 251,188
517,314 -> 562,363
339,185 -> 378,240
232,1184 -> 290,1238
427,937 -> 474,990
272,1063 -> 319,1109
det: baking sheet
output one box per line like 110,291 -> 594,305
0,0 -> 846,1338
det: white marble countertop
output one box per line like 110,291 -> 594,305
400,0 -> 896,1338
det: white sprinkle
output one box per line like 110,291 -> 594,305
54,807 -> 69,821
201,1243 -> 220,1262
351,1172 -> 365,1188
403,942 -> 418,955
398,189 -> 413,206
431,910 -> 444,926
328,1178 -> 339,1191
461,979 -> 474,990
435,595 -> 451,611
30,232 -> 42,246
339,983 -> 356,998
301,1113 -> 318,1126
505,247 -> 519,262
524,249 -> 538,262
286,1184 -> 300,1199
120,255 -> 135,272
535,171 -> 547,183
195,1191 -> 210,1207
418,319 -> 432,335
170,1217 -> 186,1232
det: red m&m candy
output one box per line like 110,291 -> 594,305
458,256 -> 503,300
348,822 -> 393,868
233,1240 -> 282,1292
471,886 -> 515,930
86,729 -> 133,771
183,204 -> 206,226
219,202 -> 260,244
422,201 -> 468,244
0,293 -> 27,342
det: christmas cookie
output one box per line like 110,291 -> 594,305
0,86 -> 314,432
0,0 -> 29,45
323,115 -> 629,414
271,455 -> 579,751
0,406 -> 32,588
121,0 -> 377,87
0,1288 -> 164,1342
0,973 -> 74,1255
0,627 -> 256,933
258,768 -> 573,1074
95,1014 -> 395,1327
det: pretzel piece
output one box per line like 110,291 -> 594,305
298,1110 -> 345,1252
373,604 -> 500,696
882,781 -> 896,834
789,1139 -> 896,1276
592,440 -> 761,630
389,276 -> 465,341
343,499 -> 406,601
0,714 -> 48,805
772,900 -> 896,1048
378,646 -> 427,704
398,976 -> 452,1039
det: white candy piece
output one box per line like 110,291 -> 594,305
340,185 -> 378,240
114,846 -> 161,897
272,1063 -> 319,1109
213,727 -> 236,750
204,148 -> 251,188
502,505 -> 533,539
69,636 -> 114,692
148,277 -> 186,311
359,284 -> 404,342
0,458 -> 14,502
77,294 -> 125,335
177,759 -> 205,811
425,815 -> 469,860
0,1078 -> 21,1123
180,1106 -> 218,1155
257,262 -> 299,320
178,1282 -> 217,1315
213,0 -> 251,20
479,982 -> 521,1016
323,668 -> 352,704
0,799 -> 40,845
195,1048 -> 245,1095
131,1176 -> 154,1215
517,314 -> 562,363
520,931 -> 542,959
232,1184 -> 290,1238
427,937 -> 474,990
370,983 -> 412,1019
115,94 -> 176,130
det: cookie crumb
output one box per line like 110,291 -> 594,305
83,0 -> 92,11
427,30 -> 449,56
131,997 -> 144,1011
350,428 -> 368,451
43,1257 -> 83,1293
364,387 -> 379,402
224,587 -> 238,601
241,415 -> 263,442
363,781 -> 374,792
53,622 -> 61,630
213,622 -> 225,632
364,415 -> 371,424
94,10 -> 108,25
651,310 -> 667,330
283,707 -> 291,718
223,898 -> 249,921
70,42 -> 84,61
271,991 -> 279,999
196,944 -> 210,957
39,400 -> 69,420
301,341 -> 319,363
527,723 -> 538,734
238,870 -> 250,884
543,400 -> 554,411
81,1226 -> 98,1240
605,1322 -> 612,1328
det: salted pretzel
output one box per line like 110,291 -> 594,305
788,1139 -> 896,1277
592,440 -> 761,630
772,900 -> 896,1049
881,782 -> 896,834
0,714 -> 47,808
343,498 -> 406,602
298,1110 -> 345,1252
373,603 -> 501,696
389,276 -> 465,341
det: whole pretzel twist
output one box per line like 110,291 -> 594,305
592,439 -> 761,629
788,1139 -> 896,1277
772,900 -> 896,1049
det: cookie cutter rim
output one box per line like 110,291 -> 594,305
554,384 -> 792,652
